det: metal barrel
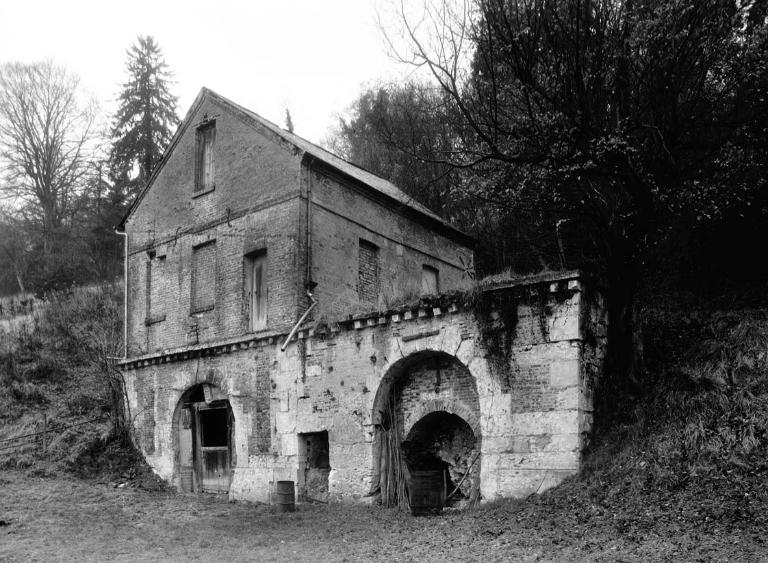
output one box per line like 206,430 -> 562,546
275,480 -> 295,512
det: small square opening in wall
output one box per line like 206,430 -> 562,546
298,431 -> 330,502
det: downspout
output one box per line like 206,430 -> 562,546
115,227 -> 128,359
305,156 -> 314,291
281,290 -> 317,352
281,156 -> 317,353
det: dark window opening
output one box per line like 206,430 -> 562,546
302,431 -> 330,469
199,408 -> 228,447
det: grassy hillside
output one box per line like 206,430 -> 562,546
0,285 -> 127,473
500,308 -> 768,556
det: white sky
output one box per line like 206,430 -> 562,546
0,0 -> 418,144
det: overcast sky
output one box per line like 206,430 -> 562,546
0,0 -> 416,144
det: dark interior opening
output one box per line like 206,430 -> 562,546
199,408 -> 228,447
302,431 -> 330,469
402,411 -> 477,501
186,385 -> 206,403
299,431 -> 331,502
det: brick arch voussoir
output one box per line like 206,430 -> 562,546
403,398 -> 482,441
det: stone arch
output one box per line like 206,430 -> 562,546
171,381 -> 235,494
371,350 -> 480,433
402,398 -> 480,440
370,349 -> 482,506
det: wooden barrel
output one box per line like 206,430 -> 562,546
409,470 -> 446,516
275,480 -> 295,512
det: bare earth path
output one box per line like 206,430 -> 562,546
1,471 -> 764,562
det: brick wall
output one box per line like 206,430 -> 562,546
309,166 -> 474,319
124,92 -> 474,356
125,95 -> 305,354
394,356 -> 480,440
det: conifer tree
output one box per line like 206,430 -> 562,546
109,36 -> 178,201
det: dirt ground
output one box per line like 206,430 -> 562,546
0,470 -> 765,562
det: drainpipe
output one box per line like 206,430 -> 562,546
114,227 -> 128,358
306,157 -> 313,292
281,289 -> 317,352
280,156 -> 318,354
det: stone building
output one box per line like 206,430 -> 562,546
118,88 -> 606,505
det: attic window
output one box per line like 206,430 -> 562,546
194,119 -> 216,194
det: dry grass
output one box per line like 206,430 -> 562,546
1,467 -> 765,562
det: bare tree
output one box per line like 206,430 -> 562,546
0,61 -> 96,252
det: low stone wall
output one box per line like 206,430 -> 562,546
121,270 -> 605,503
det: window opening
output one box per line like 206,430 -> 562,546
195,120 -> 216,193
421,265 -> 439,295
245,251 -> 267,330
191,241 -> 216,313
358,239 -> 379,303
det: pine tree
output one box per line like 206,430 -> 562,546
109,35 -> 178,201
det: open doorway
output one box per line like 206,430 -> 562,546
177,384 -> 234,494
298,431 -> 330,502
402,411 -> 478,510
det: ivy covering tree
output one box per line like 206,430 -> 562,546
109,35 -> 178,201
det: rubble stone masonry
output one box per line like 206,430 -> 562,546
121,271 -> 607,503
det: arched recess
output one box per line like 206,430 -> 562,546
370,350 -> 481,507
171,383 -> 235,494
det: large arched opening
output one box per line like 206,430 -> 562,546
371,351 -> 481,510
172,383 -> 235,494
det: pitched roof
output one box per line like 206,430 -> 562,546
119,88 -> 473,244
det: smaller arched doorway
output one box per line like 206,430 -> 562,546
175,383 -> 234,494
371,351 -> 481,510
402,411 -> 479,505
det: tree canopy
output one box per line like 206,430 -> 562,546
109,35 -> 178,201
334,0 -> 768,402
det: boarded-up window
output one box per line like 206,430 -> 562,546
195,121 -> 216,193
358,239 -> 379,303
145,254 -> 167,323
191,241 -> 216,313
245,251 -> 267,331
421,265 -> 439,295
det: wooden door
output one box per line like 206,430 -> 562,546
179,407 -> 195,492
194,405 -> 231,494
